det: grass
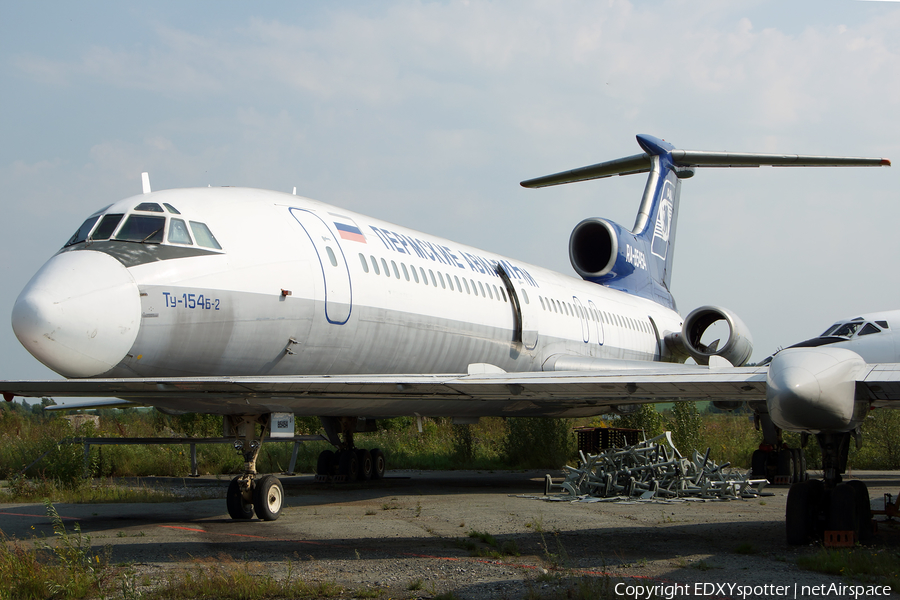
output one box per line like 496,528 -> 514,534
2,476 -> 214,504
147,556 -> 344,599
796,548 -> 900,589
0,501 -> 113,600
407,577 -> 424,590
462,529 -> 521,559
525,575 -> 618,600
0,504 -> 370,600
734,542 -> 759,555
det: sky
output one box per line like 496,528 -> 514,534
1,0 -> 899,385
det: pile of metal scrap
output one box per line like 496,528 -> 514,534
544,432 -> 769,501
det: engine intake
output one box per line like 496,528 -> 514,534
568,218 -> 617,279
671,306 -> 753,366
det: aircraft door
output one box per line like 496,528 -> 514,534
587,299 -> 605,346
496,265 -> 538,350
289,208 -> 352,325
572,296 -> 590,343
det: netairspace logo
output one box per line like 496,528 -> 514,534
614,582 -> 892,599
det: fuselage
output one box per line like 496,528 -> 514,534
12,187 -> 684,383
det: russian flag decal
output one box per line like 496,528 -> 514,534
332,215 -> 367,243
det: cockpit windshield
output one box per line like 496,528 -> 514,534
63,203 -> 223,251
115,215 -> 166,243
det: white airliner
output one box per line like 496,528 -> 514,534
2,135 -> 894,531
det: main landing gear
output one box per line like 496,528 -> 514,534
785,431 -> 873,545
750,412 -> 808,485
225,414 -> 285,521
315,417 -> 387,483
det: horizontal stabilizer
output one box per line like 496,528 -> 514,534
521,153 -> 651,188
521,135 -> 890,188
671,150 -> 891,169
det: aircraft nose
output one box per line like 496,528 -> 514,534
12,250 -> 141,378
766,347 -> 865,432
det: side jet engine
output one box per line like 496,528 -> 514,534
665,306 -> 754,367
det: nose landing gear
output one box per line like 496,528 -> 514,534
225,414 -> 285,521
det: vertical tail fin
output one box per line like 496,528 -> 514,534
521,135 -> 889,309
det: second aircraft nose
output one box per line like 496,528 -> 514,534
12,250 -> 141,378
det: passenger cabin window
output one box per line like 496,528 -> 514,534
168,219 -> 193,245
115,215 -> 165,243
359,254 -> 369,273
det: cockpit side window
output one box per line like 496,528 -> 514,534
91,214 -> 124,241
876,321 -> 890,329
189,221 -> 222,249
115,215 -> 166,243
859,323 -> 881,336
821,324 -> 840,336
831,322 -> 863,338
163,203 -> 181,214
168,218 -> 193,245
66,215 -> 100,246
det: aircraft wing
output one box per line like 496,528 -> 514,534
1,367 -> 767,418
861,363 -> 900,408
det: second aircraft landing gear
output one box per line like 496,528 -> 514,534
224,414 -> 285,521
785,431 -> 873,545
316,417 -> 387,483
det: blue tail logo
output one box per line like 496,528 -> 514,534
521,133 -> 890,311
650,180 -> 675,260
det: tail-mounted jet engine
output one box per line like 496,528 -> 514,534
666,306 -> 753,367
568,218 -> 631,281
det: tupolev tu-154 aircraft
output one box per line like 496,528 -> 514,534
1,134 -> 895,533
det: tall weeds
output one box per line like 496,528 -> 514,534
4,398 -> 900,483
